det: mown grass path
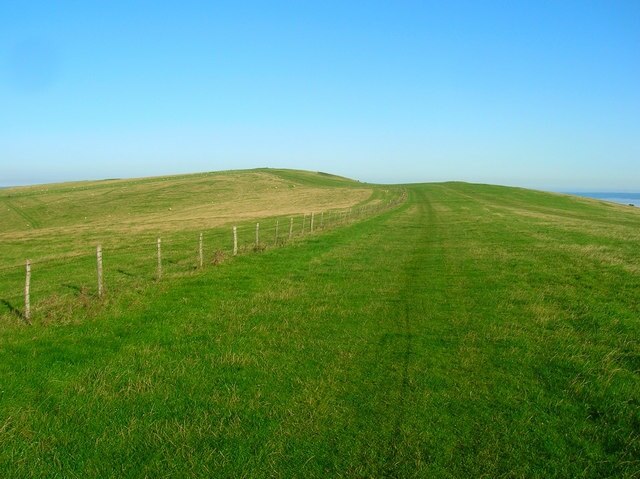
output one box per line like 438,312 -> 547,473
1,184 -> 638,477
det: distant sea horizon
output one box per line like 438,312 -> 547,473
567,192 -> 640,207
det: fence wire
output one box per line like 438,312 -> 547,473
1,192 -> 407,324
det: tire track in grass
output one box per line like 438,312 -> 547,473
1,197 -> 41,228
383,198 -> 426,472
301,187 -> 446,476
380,188 -> 445,475
385,302 -> 414,472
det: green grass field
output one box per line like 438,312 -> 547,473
0,169 -> 396,325
1,170 -> 639,477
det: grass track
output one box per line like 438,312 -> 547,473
0,179 -> 639,477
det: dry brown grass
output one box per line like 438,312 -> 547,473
0,169 -> 375,266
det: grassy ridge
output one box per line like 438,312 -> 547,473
0,169 -> 398,324
0,168 -> 371,254
0,177 -> 639,477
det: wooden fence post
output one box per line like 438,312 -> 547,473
233,226 -> 238,256
275,220 -> 279,245
321,211 -> 324,228
97,245 -> 104,298
199,233 -> 204,268
24,260 -> 31,323
255,223 -> 260,247
157,238 -> 162,280
310,212 -> 315,233
289,217 -> 293,240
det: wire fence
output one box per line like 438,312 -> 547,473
0,192 -> 407,325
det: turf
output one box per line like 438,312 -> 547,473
0,173 -> 638,477
0,168 -> 391,324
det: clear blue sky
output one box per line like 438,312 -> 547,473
1,1 -> 638,190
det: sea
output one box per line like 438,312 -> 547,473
568,192 -> 640,207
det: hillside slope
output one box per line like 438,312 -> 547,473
0,169 -> 395,319
0,168 -> 371,251
0,179 -> 639,477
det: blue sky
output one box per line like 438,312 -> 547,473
1,1 -> 638,190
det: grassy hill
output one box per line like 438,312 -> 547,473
0,171 -> 639,477
0,168 -> 373,260
0,168 -> 395,324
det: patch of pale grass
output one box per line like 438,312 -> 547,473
489,204 -> 640,242
559,243 -> 639,275
527,232 -> 640,275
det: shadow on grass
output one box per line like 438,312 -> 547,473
63,283 -> 83,295
1,298 -> 26,321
